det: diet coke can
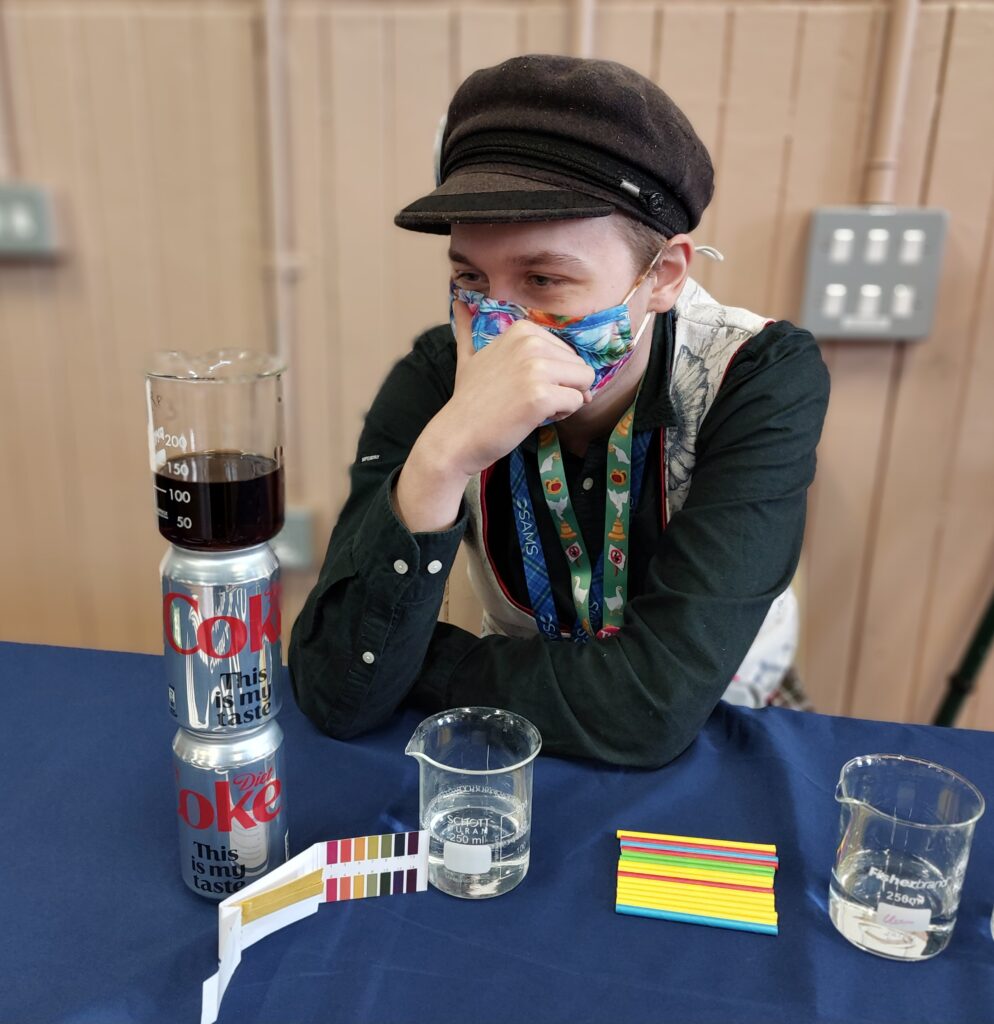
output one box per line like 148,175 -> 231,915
161,542 -> 282,733
173,720 -> 289,899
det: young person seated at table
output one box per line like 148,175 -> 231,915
288,55 -> 830,768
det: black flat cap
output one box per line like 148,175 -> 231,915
395,54 -> 714,237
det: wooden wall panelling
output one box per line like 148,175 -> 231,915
280,7 -> 336,645
696,5 -> 800,313
653,4 -> 729,297
139,9 -> 217,354
763,5 -> 883,705
848,5 -> 994,723
456,5 -> 522,78
521,2 -> 571,55
199,7 -> 268,356
2,10 -> 113,648
811,6 -> 946,715
909,119 -> 994,724
81,9 -> 169,650
595,3 -> 657,77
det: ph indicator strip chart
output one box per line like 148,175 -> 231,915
202,831 -> 428,1024
615,830 -> 779,936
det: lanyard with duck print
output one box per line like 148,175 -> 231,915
509,392 -> 650,642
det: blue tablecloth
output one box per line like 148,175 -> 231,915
5,640 -> 994,1024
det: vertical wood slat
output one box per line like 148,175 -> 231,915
457,6 -> 521,80
280,8 -> 334,645
907,34 -> 994,722
782,4 -> 880,716
654,5 -> 729,296
139,10 -> 215,353
848,5 -> 994,723
328,11 -> 388,469
698,6 -> 800,312
522,3 -> 570,55
81,10 -> 165,648
808,7 -> 946,715
1,10 -> 104,647
763,6 -> 883,704
596,3 -> 657,77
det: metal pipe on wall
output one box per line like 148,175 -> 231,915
0,4 -> 18,178
863,0 -> 920,205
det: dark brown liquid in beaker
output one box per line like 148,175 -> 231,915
154,451 -> 284,550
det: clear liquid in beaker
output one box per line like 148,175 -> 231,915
829,849 -> 956,960
425,785 -> 529,899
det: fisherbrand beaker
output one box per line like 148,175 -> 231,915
829,754 -> 984,960
406,707 -> 541,899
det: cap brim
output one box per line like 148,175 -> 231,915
394,169 -> 616,234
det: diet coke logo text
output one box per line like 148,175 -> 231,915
163,587 -> 281,659
177,769 -> 283,832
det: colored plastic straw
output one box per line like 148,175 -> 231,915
616,904 -> 779,936
615,830 -> 779,937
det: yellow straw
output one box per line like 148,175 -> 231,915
617,880 -> 776,908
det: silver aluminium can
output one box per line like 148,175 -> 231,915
173,720 -> 289,899
161,542 -> 282,733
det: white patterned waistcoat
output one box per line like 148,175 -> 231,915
459,277 -> 797,708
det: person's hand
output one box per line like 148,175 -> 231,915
425,299 -> 594,479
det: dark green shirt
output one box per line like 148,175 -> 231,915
288,310 -> 830,767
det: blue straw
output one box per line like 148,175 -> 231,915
615,903 -> 778,936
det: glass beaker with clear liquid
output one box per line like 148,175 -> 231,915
406,707 -> 541,899
829,754 -> 984,961
145,350 -> 285,551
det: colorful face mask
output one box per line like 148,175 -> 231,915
448,248 -> 664,395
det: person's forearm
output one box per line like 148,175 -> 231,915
393,419 -> 471,533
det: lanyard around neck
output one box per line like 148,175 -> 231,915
509,392 -> 649,642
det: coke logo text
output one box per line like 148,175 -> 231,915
177,778 -> 283,831
163,587 -> 281,659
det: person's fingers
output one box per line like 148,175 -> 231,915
545,385 -> 588,421
452,299 -> 474,363
538,358 -> 596,393
502,318 -> 583,359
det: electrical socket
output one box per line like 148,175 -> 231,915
800,206 -> 947,341
0,183 -> 59,258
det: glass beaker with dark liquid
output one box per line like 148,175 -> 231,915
145,351 -> 285,550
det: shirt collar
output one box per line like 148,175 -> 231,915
519,309 -> 677,454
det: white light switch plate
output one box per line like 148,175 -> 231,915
0,183 -> 59,258
800,206 -> 947,341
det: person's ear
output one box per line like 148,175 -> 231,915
646,234 -> 694,313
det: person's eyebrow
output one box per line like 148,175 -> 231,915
447,248 -> 590,272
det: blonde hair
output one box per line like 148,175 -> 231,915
615,214 -> 672,271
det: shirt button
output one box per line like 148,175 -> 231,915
582,477 -> 594,491
361,651 -> 375,665
393,559 -> 409,575
427,559 -> 443,575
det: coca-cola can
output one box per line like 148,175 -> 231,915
173,721 -> 289,900
161,542 -> 282,733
